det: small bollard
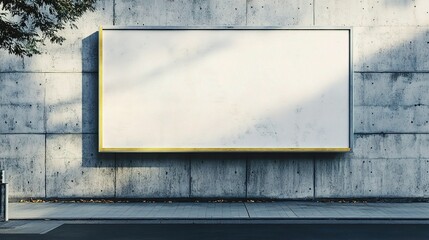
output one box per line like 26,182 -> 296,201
0,170 -> 8,221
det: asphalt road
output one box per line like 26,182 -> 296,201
1,224 -> 429,240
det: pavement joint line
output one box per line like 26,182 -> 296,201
243,203 -> 251,218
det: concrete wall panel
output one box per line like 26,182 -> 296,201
315,0 -> 429,26
246,0 -> 313,26
165,0 -> 246,25
46,134 -> 115,198
0,73 -> 45,133
21,36 -> 86,73
354,73 -> 429,106
247,156 -> 314,199
115,0 -> 168,26
354,27 -> 429,71
354,72 -> 429,133
190,156 -> 246,198
0,134 -> 45,198
45,73 -> 97,134
19,30 -> 100,73
115,0 -> 246,26
355,106 -> 429,133
72,0 -> 114,35
0,50 -> 25,72
351,134 -> 429,159
316,133 -> 429,198
315,157 -> 425,198
115,154 -> 190,198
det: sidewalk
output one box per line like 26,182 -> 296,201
8,201 -> 429,220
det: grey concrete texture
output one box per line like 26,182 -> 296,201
247,156 -> 314,198
0,73 -> 45,133
0,73 -> 97,134
353,27 -> 429,71
0,0 -> 428,199
315,0 -> 429,27
246,0 -> 314,26
45,134 -> 115,198
46,73 -> 98,134
190,156 -> 246,198
115,153 -> 190,198
115,0 -> 247,26
316,157 -> 429,198
354,72 -> 429,133
316,134 -> 429,198
354,73 -> 429,107
0,135 -> 45,198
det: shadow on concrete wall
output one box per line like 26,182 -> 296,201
82,32 -> 116,169
71,7 -> 428,198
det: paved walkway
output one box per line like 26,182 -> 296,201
8,201 -> 429,220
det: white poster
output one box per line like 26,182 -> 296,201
99,28 -> 352,152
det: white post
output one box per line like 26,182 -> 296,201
0,170 -> 8,221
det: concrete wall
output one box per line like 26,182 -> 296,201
1,0 -> 428,199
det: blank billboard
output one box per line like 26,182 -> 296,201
99,27 -> 352,152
